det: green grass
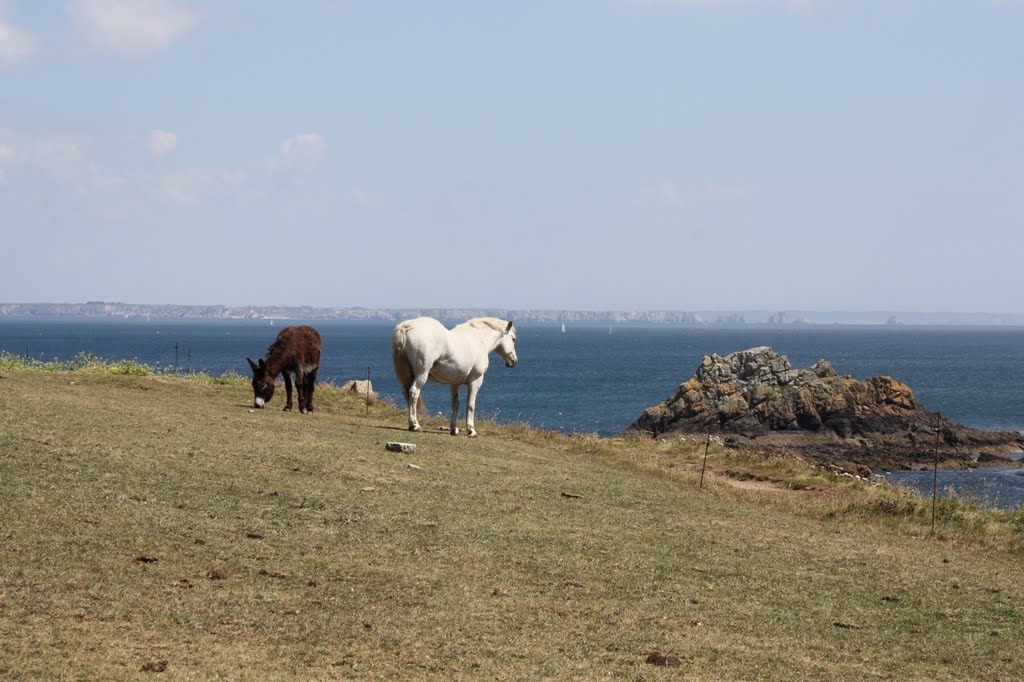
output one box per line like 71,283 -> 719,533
0,349 -> 248,384
1,364 -> 1023,680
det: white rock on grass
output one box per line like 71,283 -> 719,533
385,442 -> 416,454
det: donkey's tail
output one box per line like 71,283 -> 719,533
391,323 -> 426,412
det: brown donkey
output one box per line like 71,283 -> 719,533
246,326 -> 322,413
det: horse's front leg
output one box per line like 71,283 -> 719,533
449,384 -> 460,436
465,377 -> 484,438
283,373 -> 294,412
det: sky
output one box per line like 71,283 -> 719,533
1,0 -> 1022,312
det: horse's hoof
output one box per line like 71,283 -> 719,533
283,406 -> 292,412
468,430 -> 478,438
300,408 -> 307,414
409,425 -> 422,432
450,428 -> 459,436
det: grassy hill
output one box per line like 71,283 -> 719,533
1,361 -> 1022,680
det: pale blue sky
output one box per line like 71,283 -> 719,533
1,0 -> 1022,312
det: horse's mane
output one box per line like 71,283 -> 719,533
458,317 -> 511,333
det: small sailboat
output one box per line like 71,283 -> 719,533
561,322 -> 566,333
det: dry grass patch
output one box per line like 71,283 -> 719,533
1,368 -> 1023,680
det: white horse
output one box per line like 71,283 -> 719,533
391,317 -> 518,437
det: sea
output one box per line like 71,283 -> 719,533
2,316 -> 1024,509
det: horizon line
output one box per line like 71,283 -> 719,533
3,301 -> 1024,320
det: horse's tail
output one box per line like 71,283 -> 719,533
391,323 -> 426,412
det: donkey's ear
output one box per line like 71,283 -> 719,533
258,358 -> 268,370
506,320 -> 514,332
247,357 -> 259,373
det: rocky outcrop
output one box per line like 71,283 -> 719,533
625,347 -> 1024,469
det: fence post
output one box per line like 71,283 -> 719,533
931,411 -> 941,534
700,431 -> 711,489
365,366 -> 372,415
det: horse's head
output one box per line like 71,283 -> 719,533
246,356 -> 276,408
496,320 -> 518,368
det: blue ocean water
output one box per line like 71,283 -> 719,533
3,317 -> 1023,507
879,459 -> 1024,512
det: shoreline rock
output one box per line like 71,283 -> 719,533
624,347 -> 1024,470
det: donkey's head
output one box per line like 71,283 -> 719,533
496,320 -> 518,368
246,357 -> 276,408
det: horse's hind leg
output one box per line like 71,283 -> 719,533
449,384 -> 460,436
407,373 -> 428,432
283,373 -> 294,411
304,368 -> 318,413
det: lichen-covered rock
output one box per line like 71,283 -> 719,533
624,347 -> 1024,468
341,379 -> 377,400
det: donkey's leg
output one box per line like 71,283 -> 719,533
304,368 -> 318,413
465,377 -> 484,438
283,373 -> 294,411
449,384 -> 460,436
296,370 -> 308,414
407,373 -> 429,432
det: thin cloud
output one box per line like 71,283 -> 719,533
346,188 -> 385,207
0,5 -> 36,66
0,128 -> 135,202
637,180 -> 750,207
70,0 -> 197,58
278,133 -> 327,170
148,129 -> 178,156
159,166 -> 246,204
0,141 -> 8,186
621,0 -> 835,11
162,133 -> 329,204
1,127 -> 333,214
624,0 -> 739,5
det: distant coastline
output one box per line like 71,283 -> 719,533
1,302 -> 1023,327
